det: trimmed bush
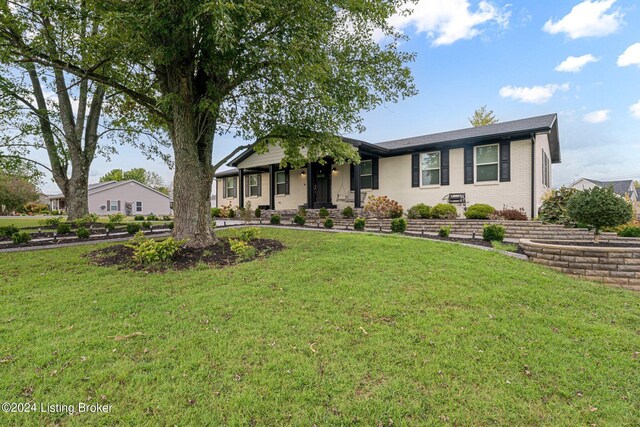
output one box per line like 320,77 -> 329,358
390,218 -> 407,233
12,231 -> 31,244
430,203 -> 457,219
464,204 -> 495,219
539,187 -> 577,224
237,227 -> 260,242
407,203 -> 431,219
483,224 -> 505,242
364,195 -> 403,218
617,226 -> 640,238
108,213 -> 125,224
438,225 -> 451,238
318,207 -> 329,218
293,215 -> 306,226
567,186 -> 633,240
166,222 -> 174,230
0,225 -> 19,238
127,236 -> 184,264
298,207 -> 307,217
56,223 -> 72,234
270,214 -> 281,225
211,208 -> 222,218
162,215 -> 171,221
228,208 -> 235,218
76,227 -> 91,239
104,222 -> 116,232
146,214 -> 158,221
126,223 -> 142,234
353,217 -> 366,231
39,217 -> 61,228
491,208 -> 528,221
141,221 -> 152,229
229,239 -> 256,261
323,218 -> 334,229
134,215 -> 145,221
342,206 -> 355,218
254,207 -> 262,218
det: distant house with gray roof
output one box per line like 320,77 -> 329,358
214,113 -> 561,218
570,178 -> 638,204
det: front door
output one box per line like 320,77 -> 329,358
312,163 -> 331,208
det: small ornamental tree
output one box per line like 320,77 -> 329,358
538,187 -> 577,224
567,187 -> 633,242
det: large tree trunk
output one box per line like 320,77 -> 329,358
65,170 -> 90,220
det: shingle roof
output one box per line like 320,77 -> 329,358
586,179 -> 635,197
375,114 -> 559,162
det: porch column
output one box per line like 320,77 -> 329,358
306,164 -> 313,208
353,163 -> 362,208
238,169 -> 244,208
269,164 -> 275,210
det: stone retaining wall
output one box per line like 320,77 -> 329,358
519,239 -> 640,291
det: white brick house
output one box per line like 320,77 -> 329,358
215,114 -> 561,218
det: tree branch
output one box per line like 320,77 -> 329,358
0,154 -> 53,173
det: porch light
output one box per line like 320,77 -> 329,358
300,171 -> 306,176
332,167 -> 337,173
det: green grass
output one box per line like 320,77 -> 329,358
0,217 -> 171,230
491,241 -> 519,252
1,229 -> 639,425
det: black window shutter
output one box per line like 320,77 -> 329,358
500,141 -> 511,182
372,158 -> 379,189
350,163 -> 355,191
464,146 -> 474,184
411,153 -> 420,187
284,169 -> 290,195
117,200 -> 121,211
233,177 -> 237,198
107,200 -> 110,212
440,149 -> 449,186
245,176 -> 250,197
257,174 -> 262,196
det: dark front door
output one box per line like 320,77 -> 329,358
312,163 -> 332,208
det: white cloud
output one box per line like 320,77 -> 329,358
555,54 -> 599,72
583,109 -> 611,123
499,83 -> 570,104
543,0 -> 623,39
389,0 -> 510,46
617,43 -> 640,67
631,100 -> 640,119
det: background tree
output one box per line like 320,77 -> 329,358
567,186 -> 632,242
635,180 -> 639,189
100,168 -> 168,194
6,0 -> 416,246
0,172 -> 38,214
469,105 -> 499,127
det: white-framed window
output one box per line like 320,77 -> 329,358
224,177 -> 236,198
110,200 -> 119,211
248,174 -> 259,197
136,201 -> 143,212
275,171 -> 287,195
360,160 -> 373,189
421,152 -> 440,186
476,144 -> 499,182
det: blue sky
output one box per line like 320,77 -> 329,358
35,0 -> 640,193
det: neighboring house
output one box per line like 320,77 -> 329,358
214,114 -> 561,218
47,180 -> 172,216
570,178 -> 638,203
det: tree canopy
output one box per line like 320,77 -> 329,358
469,105 -> 499,127
100,168 -> 168,194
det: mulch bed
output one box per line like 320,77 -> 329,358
85,237 -> 285,272
535,240 -> 640,248
0,232 -> 149,249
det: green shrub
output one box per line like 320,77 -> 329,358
618,226 -> 640,237
126,223 -> 142,234
438,225 -> 451,238
353,217 -> 366,231
491,207 -> 528,221
464,204 -> 496,219
293,215 -> 306,226
38,218 -> 62,227
254,207 -> 262,218
483,224 -> 505,242
76,227 -> 90,239
211,208 -> 222,218
297,207 -> 307,218
364,195 -> 403,218
567,187 -> 633,240
108,213 -> 125,224
11,231 -> 31,244
0,225 -> 19,238
228,208 -> 235,218
407,203 -> 431,219
538,186 -> 577,224
104,222 -> 116,232
390,218 -> 407,233
134,214 -> 145,221
141,221 -> 152,229
237,227 -> 260,242
56,223 -> 72,234
270,214 -> 281,225
166,222 -> 174,230
240,202 -> 253,222
323,218 -> 334,229
78,213 -> 99,224
127,235 -> 185,264
342,206 -> 355,218
430,203 -> 458,219
162,215 -> 171,221
229,239 -> 256,261
319,207 -> 329,218
146,214 -> 158,221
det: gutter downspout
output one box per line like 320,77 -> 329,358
530,133 -> 536,219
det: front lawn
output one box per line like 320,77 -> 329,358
1,229 -> 639,425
